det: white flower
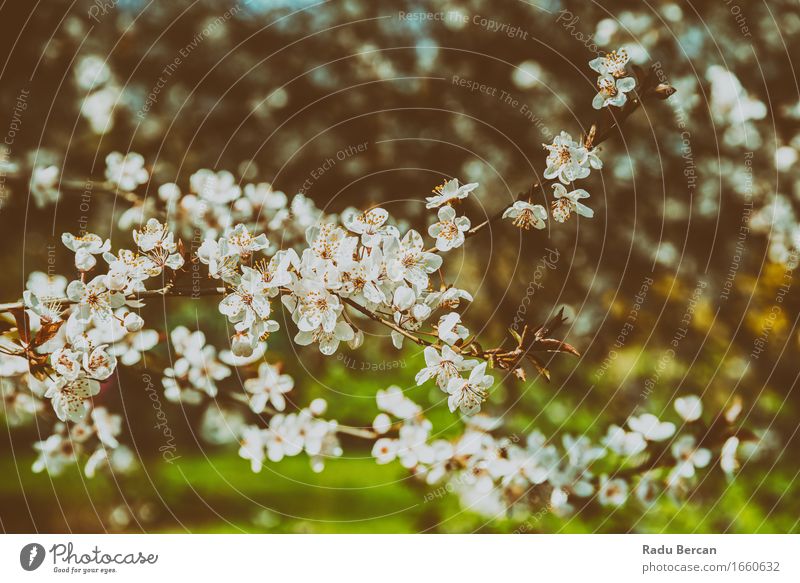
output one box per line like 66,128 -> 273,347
62,232 -> 111,272
670,435 -> 711,479
635,474 -> 660,505
720,436 -> 740,476
396,421 -> 436,468
91,407 -> 121,448
74,54 -> 111,90
628,413 -> 675,441
428,206 -> 471,251
343,207 -> 389,247
338,249 -> 385,305
589,48 -> 630,78
376,385 -> 421,420
264,414 -> 303,462
51,347 -> 82,380
190,169 -> 241,204
238,426 -> 266,472
372,437 -> 399,464
426,287 -> 473,310
307,222 -> 352,264
32,432 -> 77,475
550,487 -> 574,516
244,363 -> 294,412
164,326 -> 231,399
102,249 -> 158,291
220,224 -> 269,259
308,398 -> 327,416
67,276 -> 125,325
384,229 -> 442,291
241,182 -> 288,212
219,267 -> 272,331
563,434 -> 606,468
372,413 -> 392,434
674,395 -> 703,422
45,375 -> 101,422
132,218 -> 175,253
437,312 -> 469,345
392,285 -> 416,311
598,475 -> 628,506
82,344 -> 117,380
415,345 -> 478,390
91,311 -> 158,366
446,362 -> 493,415
27,271 -> 68,298
158,182 -> 182,204
543,131 -> 596,185
123,312 -> 144,332
230,331 -> 256,358
287,280 -> 342,334
425,178 -> 478,209
603,424 -> 647,456
502,201 -> 547,230
592,74 -> 636,109
30,165 -> 60,208
551,183 -> 594,222
80,86 -> 119,134
105,151 -> 149,191
294,321 -> 354,355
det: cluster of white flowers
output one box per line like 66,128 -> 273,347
160,169 -> 321,244
30,165 -> 61,208
32,408 -> 135,478
74,54 -> 123,134
162,326 -> 231,404
543,131 -> 601,223
503,52 -> 636,228
368,390 -> 753,519
190,190 -> 496,415
3,218 -> 184,474
237,398 -> 342,473
590,48 -> 637,110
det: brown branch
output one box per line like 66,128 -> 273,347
0,284 -> 226,313
342,296 -> 434,347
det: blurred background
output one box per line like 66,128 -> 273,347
0,0 -> 798,533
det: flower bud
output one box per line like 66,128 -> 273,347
348,329 -> 364,350
124,312 -> 144,332
231,332 -> 254,357
105,269 -> 128,291
372,413 -> 392,434
74,248 -> 96,272
309,398 -> 327,416
654,83 -> 676,99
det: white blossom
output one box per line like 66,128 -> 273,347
670,435 -> 712,480
244,362 -> 294,412
551,183 -> 593,222
628,413 -> 676,441
597,475 -> 628,506
674,395 -> 703,422
428,206 -> 471,251
425,178 -> 478,209
502,200 -> 547,230
543,131 -> 599,185
105,151 -> 149,191
592,74 -> 636,109
437,312 -> 469,345
45,375 -> 101,422
589,48 -> 630,78
415,344 -> 477,390
446,362 -> 493,415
